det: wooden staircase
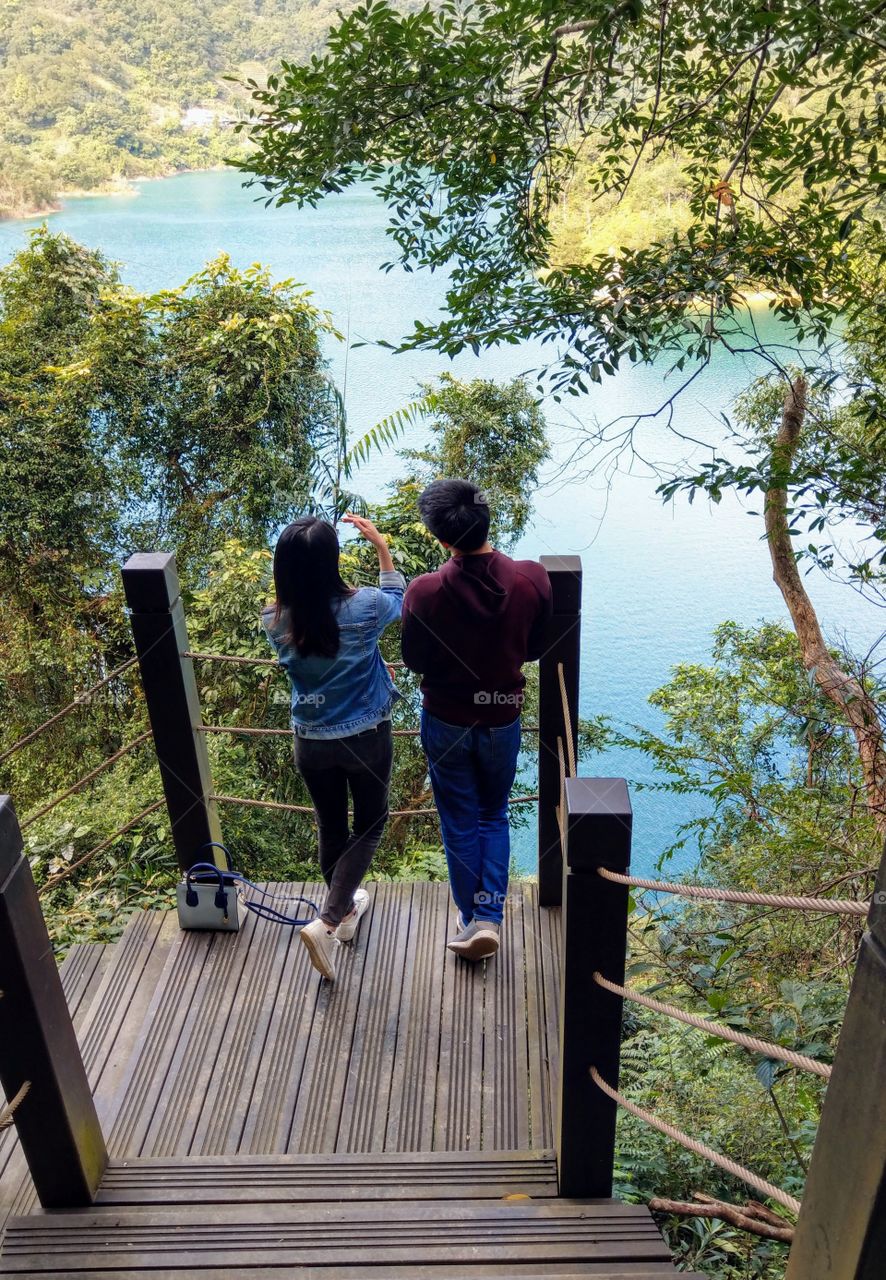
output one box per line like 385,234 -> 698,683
0,889 -> 700,1278
2,1153 -> 697,1277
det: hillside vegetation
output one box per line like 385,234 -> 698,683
0,0 -> 373,218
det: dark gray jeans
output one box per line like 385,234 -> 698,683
294,720 -> 392,926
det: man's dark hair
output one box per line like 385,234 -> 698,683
418,479 -> 490,552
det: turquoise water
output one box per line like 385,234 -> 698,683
2,170 -> 881,874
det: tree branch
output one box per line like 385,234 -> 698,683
649,1192 -> 795,1242
764,377 -> 886,835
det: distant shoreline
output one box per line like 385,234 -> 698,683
1,163 -> 232,223
0,181 -> 806,313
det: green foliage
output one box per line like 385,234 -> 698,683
401,373 -> 550,550
0,0 -> 418,216
613,619 -> 880,878
550,152 -> 695,265
1,234 -> 558,956
241,0 -> 884,395
578,620 -> 877,1277
0,230 -> 335,824
0,230 -> 336,600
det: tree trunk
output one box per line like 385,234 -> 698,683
764,377 -> 886,837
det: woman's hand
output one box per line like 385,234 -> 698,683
343,513 -> 396,573
343,513 -> 387,548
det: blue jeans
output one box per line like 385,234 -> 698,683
420,710 -> 522,926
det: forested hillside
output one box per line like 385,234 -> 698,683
0,0 -> 371,218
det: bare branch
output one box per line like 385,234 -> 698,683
649,1193 -> 795,1242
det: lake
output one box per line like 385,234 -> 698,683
1,169 -> 881,874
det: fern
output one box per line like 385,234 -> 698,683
342,392 -> 440,477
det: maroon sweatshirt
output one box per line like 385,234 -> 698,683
401,550 -> 553,726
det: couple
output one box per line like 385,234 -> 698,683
262,479 -> 552,981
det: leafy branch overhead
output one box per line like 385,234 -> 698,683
238,0 -> 886,393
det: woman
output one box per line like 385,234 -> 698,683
262,513 -> 405,981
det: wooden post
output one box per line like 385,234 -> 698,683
122,552 -> 224,874
556,776 -> 632,1198
785,846 -> 886,1279
0,796 -> 107,1207
537,554 -> 582,907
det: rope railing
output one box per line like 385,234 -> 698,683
557,661 -> 577,779
590,1066 -> 802,1215
211,792 -> 540,818
556,735 -> 568,852
19,732 -> 153,832
184,650 -> 408,670
598,866 -> 870,917
197,723 -> 540,739
0,1080 -> 31,1134
0,656 -> 139,767
37,799 -> 165,896
594,972 -> 832,1079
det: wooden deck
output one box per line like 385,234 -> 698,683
0,881 -> 698,1278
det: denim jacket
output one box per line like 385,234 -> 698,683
262,570 -> 406,738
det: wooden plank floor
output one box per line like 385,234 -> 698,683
0,883 -> 702,1279
99,880 -> 560,1157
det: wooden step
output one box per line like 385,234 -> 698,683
95,1149 -> 558,1203
0,1198 -> 696,1276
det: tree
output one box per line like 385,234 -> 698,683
402,373 -> 550,549
239,1 -> 886,834
764,380 -> 886,835
240,0 -> 885,393
0,231 -> 339,805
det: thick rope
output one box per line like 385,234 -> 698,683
590,1066 -> 802,1215
594,972 -> 831,1079
38,799 -> 165,895
0,1081 -> 31,1134
199,724 -> 419,738
20,732 -> 153,831
557,661 -> 577,778
197,723 -> 539,739
185,651 -> 407,670
185,650 -> 280,668
0,656 -> 139,766
598,866 -> 869,917
211,793 -> 539,818
556,735 -> 567,854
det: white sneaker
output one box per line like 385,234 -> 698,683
300,918 -> 341,980
447,919 -> 500,962
336,888 -> 371,942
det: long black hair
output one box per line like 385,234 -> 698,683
273,517 -> 354,658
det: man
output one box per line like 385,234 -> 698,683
401,479 -> 553,961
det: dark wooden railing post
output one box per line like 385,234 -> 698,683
0,796 -> 107,1207
537,554 -> 582,907
122,552 -> 224,874
786,845 -> 886,1279
556,776 -> 632,1198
